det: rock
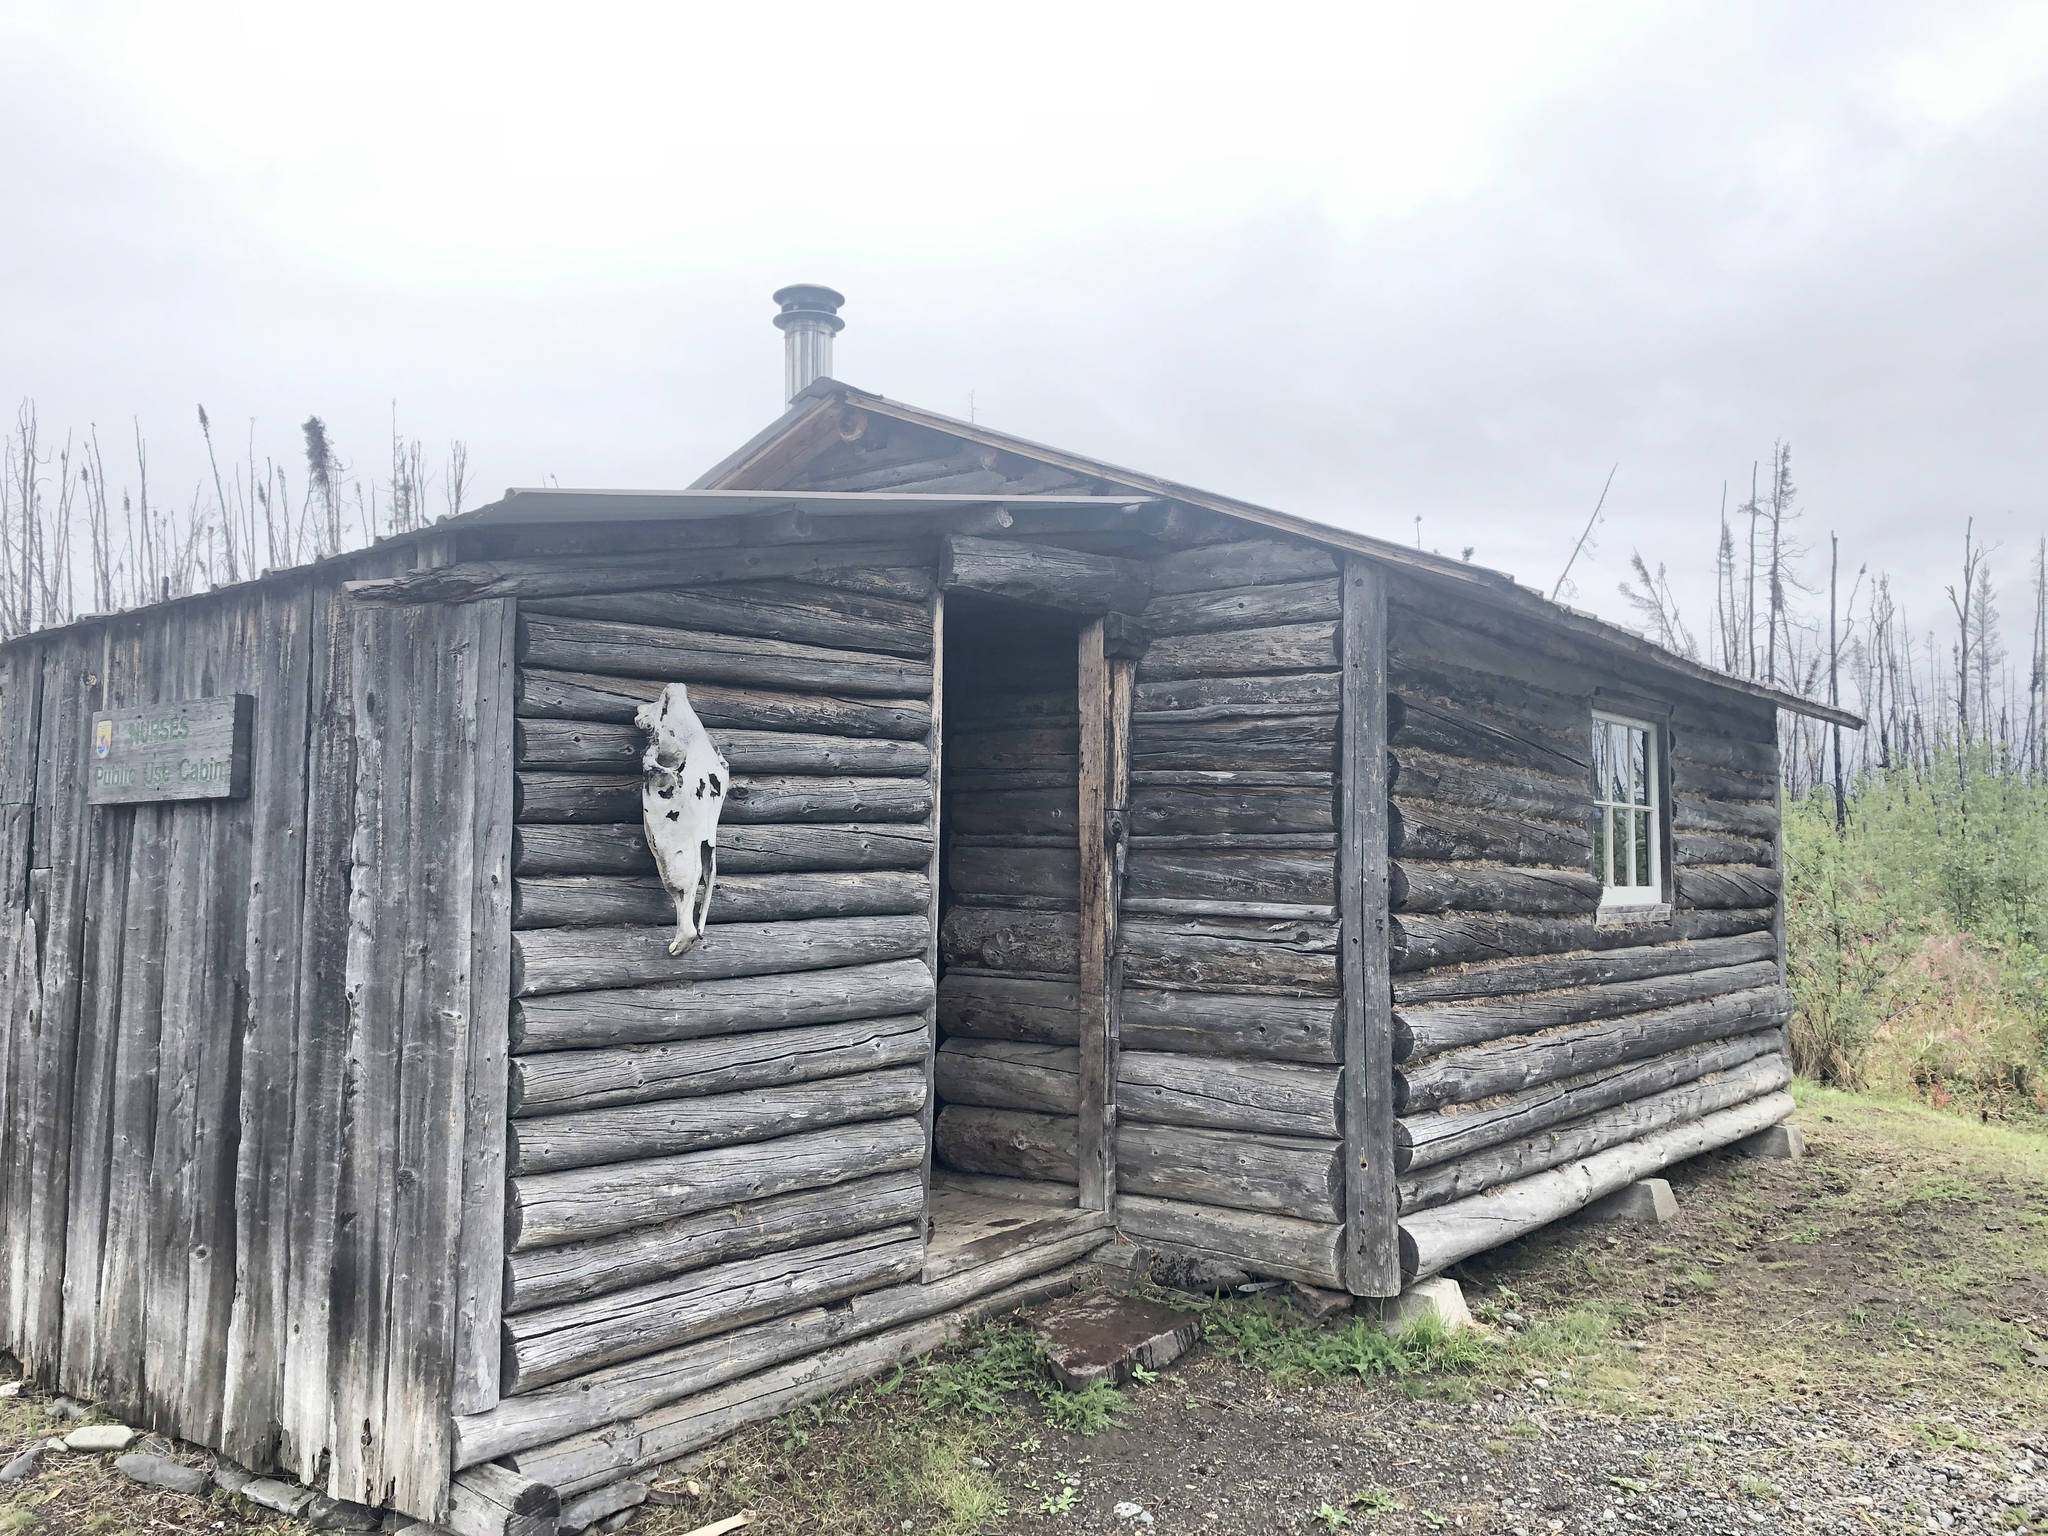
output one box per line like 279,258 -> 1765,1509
1283,1282 -> 1353,1322
115,1452 -> 212,1496
241,1476 -> 318,1516
44,1397 -> 90,1422
306,1493 -> 385,1530
0,1380 -> 20,1397
0,1446 -> 44,1482
1372,1276 -> 1472,1336
61,1424 -> 139,1452
1584,1178 -> 1679,1226
1113,1501 -> 1156,1525
1033,1291 -> 1201,1391
559,1481 -> 650,1533
598,1511 -> 638,1533
212,1461 -> 254,1494
1733,1123 -> 1805,1161
1147,1250 -> 1249,1296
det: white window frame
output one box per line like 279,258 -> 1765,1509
1591,710 -> 1664,911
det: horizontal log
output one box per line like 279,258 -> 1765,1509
1139,578 -> 1341,636
1669,758 -> 1775,802
509,1065 -> 926,1176
1673,830 -> 1775,868
504,1171 -> 927,1314
446,1466 -> 559,1536
521,580 -> 933,658
513,870 -> 928,930
1391,797 -> 1591,868
1128,784 -> 1335,837
936,1040 -> 1079,1115
1149,539 -> 1338,595
937,972 -> 1078,1045
520,614 -> 930,698
1135,622 -> 1338,683
946,725 -> 1079,774
933,1105 -> 1079,1183
512,1014 -> 928,1116
1396,985 -> 1791,1114
518,667 -> 931,739
502,1227 -> 925,1394
1399,1090 -> 1794,1280
1129,713 -> 1338,773
939,535 -> 1151,612
946,844 -> 1077,905
517,719 -> 929,777
1399,1051 -> 1791,1210
1115,1194 -> 1343,1289
1390,907 -> 1774,974
1117,1051 -> 1341,1137
513,956 -> 934,1053
1675,864 -> 1782,911
945,770 -> 1077,795
947,787 -> 1079,839
1129,831 -> 1337,852
1390,930 -> 1778,1006
514,820 -> 935,878
508,1115 -> 926,1250
1389,750 -> 1587,824
1392,862 -> 1600,916
948,687 -> 1078,728
1387,691 -> 1584,779
940,907 -> 1079,978
1395,959 -> 1782,1059
516,773 -> 932,826
1670,792 -> 1777,838
1124,849 -> 1335,907
1119,1122 -> 1343,1221
1132,670 -> 1341,721
1120,988 -> 1338,1063
514,913 -> 930,997
1119,898 -> 1336,922
1123,918 -> 1340,995
1387,649 -> 1587,741
1669,731 -> 1778,777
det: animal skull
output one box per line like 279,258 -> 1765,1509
635,683 -> 729,955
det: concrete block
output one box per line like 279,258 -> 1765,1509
1584,1178 -> 1678,1226
1734,1122 -> 1805,1161
1372,1276 -> 1471,1336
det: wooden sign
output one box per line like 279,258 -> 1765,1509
87,695 -> 254,805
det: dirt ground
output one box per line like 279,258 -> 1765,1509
3,1084 -> 2045,1535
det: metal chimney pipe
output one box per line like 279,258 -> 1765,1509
772,284 -> 846,404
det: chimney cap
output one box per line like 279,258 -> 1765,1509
772,283 -> 846,335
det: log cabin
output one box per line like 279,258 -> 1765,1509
0,285 -> 1858,1529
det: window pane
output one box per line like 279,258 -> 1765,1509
1630,729 -> 1650,807
1608,723 -> 1629,804
1590,719 -> 1606,796
1634,809 -> 1652,889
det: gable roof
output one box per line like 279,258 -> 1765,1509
696,379 -> 1862,729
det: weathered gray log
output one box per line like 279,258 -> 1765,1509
503,1171 -> 927,1314
1391,796 -> 1591,867
1386,648 -> 1587,741
1115,1194 -> 1343,1289
947,787 -> 1079,839
1135,623 -> 1338,683
1387,691 -> 1584,778
517,667 -> 930,739
1122,917 -> 1340,995
445,1464 -> 560,1536
1670,792 -> 1776,838
1392,862 -> 1600,916
1396,985 -> 1791,1113
1149,539 -> 1338,595
1116,1051 -> 1341,1137
1399,1052 -> 1791,1210
937,972 -> 1079,1045
945,769 -> 1080,796
514,821 -> 935,878
1133,670 -> 1341,720
1673,830 -> 1775,868
935,1039 -> 1079,1115
1390,929 -> 1778,1006
1398,1090 -> 1795,1280
939,535 -> 1151,612
1669,731 -> 1779,776
1128,713 -> 1338,773
513,870 -> 928,930
1123,849 -> 1335,906
511,1014 -> 928,1116
1388,751 -> 1587,823
1391,907 -> 1775,974
1128,783 -> 1335,837
946,844 -> 1078,905
940,907 -> 1080,978
1675,864 -> 1782,911
516,772 -> 932,826
1129,830 -> 1338,852
514,913 -> 930,997
933,1105 -> 1079,1183
947,724 -> 1079,773
1140,578 -> 1341,635
1119,988 -> 1339,1063
1395,959 -> 1782,1059
351,539 -> 936,605
948,686 -> 1079,726
1119,897 -> 1336,922
509,1065 -> 927,1175
1669,758 -> 1775,802
508,1116 -> 925,1250
521,581 -> 933,658
516,719 -> 928,777
1118,1122 -> 1343,1221
512,950 -> 937,1056
502,1227 -> 925,1393
519,614 -> 931,698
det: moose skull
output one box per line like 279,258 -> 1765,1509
635,683 -> 729,955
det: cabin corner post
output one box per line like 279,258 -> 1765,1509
1339,557 -> 1399,1295
918,590 -> 945,1232
1076,616 -> 1128,1211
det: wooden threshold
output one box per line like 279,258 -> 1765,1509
924,1175 -> 1109,1284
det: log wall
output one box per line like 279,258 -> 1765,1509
1381,571 -> 1794,1280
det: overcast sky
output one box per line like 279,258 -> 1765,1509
5,1 -> 2045,673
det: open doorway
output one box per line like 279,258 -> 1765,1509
926,595 -> 1110,1272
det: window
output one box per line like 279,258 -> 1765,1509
1591,711 -> 1662,907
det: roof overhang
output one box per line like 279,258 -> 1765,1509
451,488 -> 1156,525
